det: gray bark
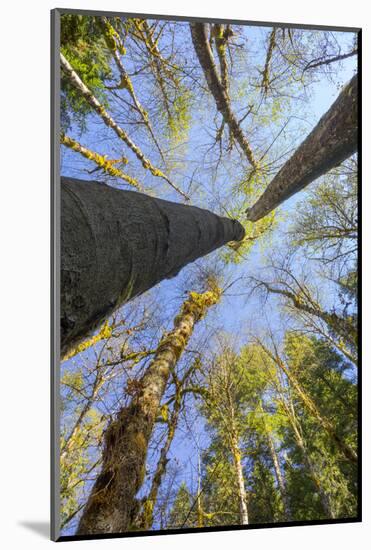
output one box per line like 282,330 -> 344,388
230,433 -> 249,525
246,74 -> 358,221
266,431 -> 291,520
190,23 -> 259,170
61,177 -> 244,357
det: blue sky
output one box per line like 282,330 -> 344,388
60,18 -> 357,534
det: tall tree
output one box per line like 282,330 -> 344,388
246,74 -> 358,221
202,347 -> 252,524
271,335 -> 357,520
61,177 -> 244,356
77,283 -> 221,534
278,392 -> 336,519
259,403 -> 292,520
257,339 -> 357,464
190,22 -> 259,171
199,343 -> 275,525
135,359 -> 201,530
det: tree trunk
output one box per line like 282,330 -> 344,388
246,74 -> 358,221
266,431 -> 291,520
262,343 -> 357,464
135,394 -> 182,530
60,381 -> 102,463
213,24 -> 230,96
284,365 -> 357,464
224,370 -> 249,524
76,287 -> 221,535
61,177 -> 244,356
190,23 -> 259,170
261,28 -> 277,94
230,432 -> 249,525
289,411 -> 335,519
196,453 -> 204,528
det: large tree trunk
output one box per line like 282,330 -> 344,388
76,287 -> 221,535
246,74 -> 358,221
61,177 -> 244,356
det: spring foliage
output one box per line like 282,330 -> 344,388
59,13 -> 358,535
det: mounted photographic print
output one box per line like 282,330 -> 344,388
51,8 -> 361,542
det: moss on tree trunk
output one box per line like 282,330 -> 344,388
77,287 -> 221,535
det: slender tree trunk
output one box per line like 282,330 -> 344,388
246,74 -> 358,221
224,374 -> 249,524
259,401 -> 291,519
288,410 -> 335,519
213,24 -> 230,96
262,343 -> 357,464
60,381 -> 102,463
284,365 -> 357,464
61,177 -> 244,356
190,23 -> 259,170
230,431 -> 249,525
135,394 -> 182,530
261,28 -> 277,94
313,324 -> 357,366
60,53 -> 188,200
259,281 -> 357,352
77,287 -> 221,535
196,453 -> 204,528
266,430 -> 291,520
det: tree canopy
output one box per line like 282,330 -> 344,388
57,13 -> 359,537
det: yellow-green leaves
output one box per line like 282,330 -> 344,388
62,320 -> 113,362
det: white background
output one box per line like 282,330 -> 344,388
0,0 -> 369,547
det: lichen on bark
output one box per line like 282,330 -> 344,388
77,286 -> 221,535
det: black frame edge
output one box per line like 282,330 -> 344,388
51,10 -> 362,542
